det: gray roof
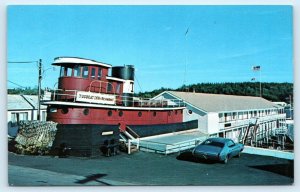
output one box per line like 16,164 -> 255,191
7,95 -> 47,110
167,91 -> 279,112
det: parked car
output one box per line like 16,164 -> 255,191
192,137 -> 244,164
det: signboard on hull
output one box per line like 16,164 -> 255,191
76,91 -> 116,105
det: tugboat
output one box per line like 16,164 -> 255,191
44,57 -> 196,156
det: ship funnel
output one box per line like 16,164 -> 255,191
112,65 -> 135,106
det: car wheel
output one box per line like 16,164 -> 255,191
223,155 -> 229,164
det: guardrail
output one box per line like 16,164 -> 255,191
220,114 -> 287,130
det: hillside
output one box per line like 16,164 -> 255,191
137,82 -> 293,103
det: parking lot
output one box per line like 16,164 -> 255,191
8,151 -> 293,186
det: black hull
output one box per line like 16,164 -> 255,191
51,120 -> 198,157
51,124 -> 120,157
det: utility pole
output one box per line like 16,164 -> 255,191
37,59 -> 42,121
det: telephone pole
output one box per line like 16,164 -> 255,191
37,59 -> 42,121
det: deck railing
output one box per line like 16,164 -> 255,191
50,89 -> 185,108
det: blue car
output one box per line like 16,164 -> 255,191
192,137 -> 244,164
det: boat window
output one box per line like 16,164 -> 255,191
91,68 -> 96,79
138,111 -> 142,117
82,66 -> 89,78
130,82 -> 134,93
116,83 -> 121,94
66,67 -> 72,76
107,83 -> 113,93
74,65 -> 82,77
98,67 -> 102,80
60,66 -> 65,77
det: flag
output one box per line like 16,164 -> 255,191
252,66 -> 261,71
251,78 -> 256,81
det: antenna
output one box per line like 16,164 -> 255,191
183,25 -> 191,91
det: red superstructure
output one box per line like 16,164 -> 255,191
44,57 -> 189,156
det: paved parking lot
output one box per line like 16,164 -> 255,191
8,151 -> 293,186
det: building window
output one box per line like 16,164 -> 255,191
19,112 -> 28,121
42,111 -> 47,121
238,112 -> 243,120
219,113 -> 223,122
11,113 -> 17,123
11,112 -> 28,123
82,66 -> 89,78
233,112 -> 237,120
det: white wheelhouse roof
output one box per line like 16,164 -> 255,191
52,57 -> 112,68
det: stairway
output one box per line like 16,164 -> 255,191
119,126 -> 140,154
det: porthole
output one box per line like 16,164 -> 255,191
188,110 -> 193,114
108,110 -> 113,117
83,108 -> 89,115
138,111 -> 142,117
61,107 -> 69,114
153,111 -> 157,117
119,111 -> 123,117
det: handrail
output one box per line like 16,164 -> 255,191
49,89 -> 185,108
89,80 -> 116,95
126,126 -> 140,138
49,88 -> 185,108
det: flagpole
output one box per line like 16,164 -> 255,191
259,68 -> 262,97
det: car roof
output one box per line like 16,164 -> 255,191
206,137 -> 232,143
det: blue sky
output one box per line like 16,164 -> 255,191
7,5 -> 293,92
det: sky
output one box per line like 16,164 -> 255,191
7,5 -> 293,92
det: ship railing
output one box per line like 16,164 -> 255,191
51,89 -> 185,108
52,89 -> 79,102
89,80 -> 116,94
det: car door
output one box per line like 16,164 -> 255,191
227,140 -> 238,157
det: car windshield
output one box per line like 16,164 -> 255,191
203,140 -> 225,148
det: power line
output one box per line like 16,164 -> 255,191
8,61 -> 38,64
7,80 -> 27,89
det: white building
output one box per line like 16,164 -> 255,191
153,91 -> 286,142
7,94 -> 47,123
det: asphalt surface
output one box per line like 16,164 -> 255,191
8,151 -> 294,186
